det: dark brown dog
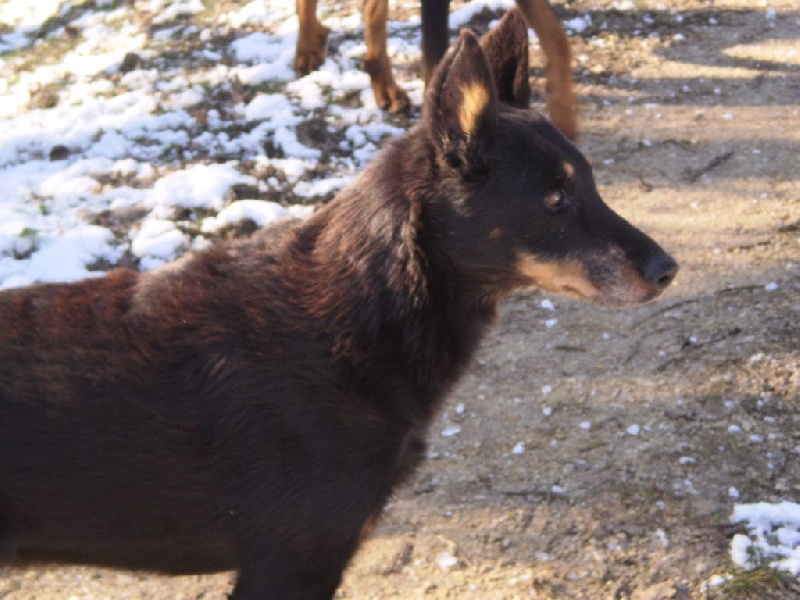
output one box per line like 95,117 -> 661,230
0,11 -> 674,599
296,0 -> 577,140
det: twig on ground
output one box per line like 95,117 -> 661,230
684,150 -> 734,183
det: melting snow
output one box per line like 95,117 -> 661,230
450,0 -> 514,29
441,425 -> 461,437
564,15 -> 592,34
730,502 -> 800,576
0,0 -> 427,287
437,551 -> 458,570
202,201 -> 313,233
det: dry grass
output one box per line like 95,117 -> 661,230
711,569 -> 800,600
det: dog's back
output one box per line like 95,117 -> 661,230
0,267 -> 238,572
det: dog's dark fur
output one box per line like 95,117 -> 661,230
0,11 -> 676,599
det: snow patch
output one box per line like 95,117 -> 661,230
441,425 -> 461,437
437,552 -> 458,570
147,164 -> 256,211
564,15 -> 592,33
730,502 -> 800,575
201,200 -> 312,232
450,0 -> 514,29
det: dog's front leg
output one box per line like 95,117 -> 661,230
364,0 -> 411,113
515,0 -> 577,140
421,0 -> 450,84
295,0 -> 331,76
230,552 -> 345,600
230,573 -> 340,600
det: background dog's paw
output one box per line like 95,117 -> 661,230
380,85 -> 411,114
365,55 -> 411,113
294,25 -> 331,76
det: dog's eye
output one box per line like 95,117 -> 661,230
544,190 -> 567,212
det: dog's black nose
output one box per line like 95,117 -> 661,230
644,252 -> 678,289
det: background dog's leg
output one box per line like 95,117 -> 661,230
295,0 -> 331,76
515,0 -> 577,140
364,0 -> 410,113
421,0 -> 450,84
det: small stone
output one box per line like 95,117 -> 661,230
120,52 -> 143,73
49,145 -> 70,161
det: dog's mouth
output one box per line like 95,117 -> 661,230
559,283 -> 597,301
515,253 -> 676,308
516,255 -> 599,301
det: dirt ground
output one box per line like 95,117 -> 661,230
1,0 -> 799,598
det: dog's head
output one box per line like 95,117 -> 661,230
422,9 -> 677,308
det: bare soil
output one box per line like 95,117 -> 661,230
1,0 -> 798,598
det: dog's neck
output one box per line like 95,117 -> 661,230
286,135 -> 496,410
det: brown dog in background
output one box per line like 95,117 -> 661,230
295,0 -> 577,140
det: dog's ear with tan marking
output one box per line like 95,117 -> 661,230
479,9 -> 531,108
425,30 -> 498,180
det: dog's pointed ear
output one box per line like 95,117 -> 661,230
479,9 -> 531,108
425,29 -> 498,180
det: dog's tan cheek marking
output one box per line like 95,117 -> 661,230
487,227 -> 502,240
516,254 -> 599,300
459,82 -> 490,136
